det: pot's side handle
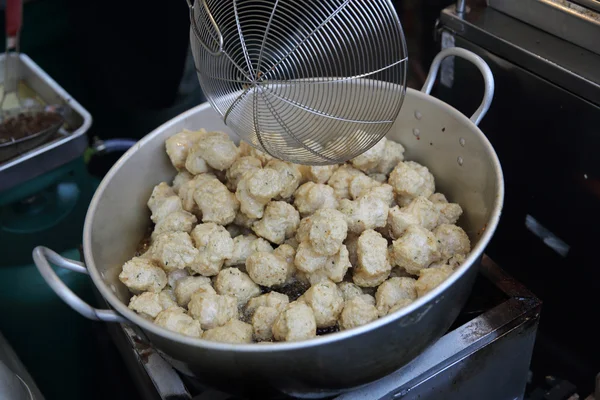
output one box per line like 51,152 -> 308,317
32,246 -> 128,324
421,46 -> 495,126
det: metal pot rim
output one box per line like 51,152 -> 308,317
83,89 -> 504,352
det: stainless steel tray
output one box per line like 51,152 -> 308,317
487,0 -> 600,56
0,53 -> 92,192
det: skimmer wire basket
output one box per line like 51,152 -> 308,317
187,0 -> 408,165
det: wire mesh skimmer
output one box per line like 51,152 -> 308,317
187,0 -> 408,165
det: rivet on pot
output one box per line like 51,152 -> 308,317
413,128 -> 420,138
414,111 -> 422,120
457,156 -> 464,166
459,137 -> 466,147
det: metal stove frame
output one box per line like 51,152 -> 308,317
103,256 -> 541,400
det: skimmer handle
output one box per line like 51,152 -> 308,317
421,47 -> 494,126
186,0 -> 223,56
5,0 -> 22,45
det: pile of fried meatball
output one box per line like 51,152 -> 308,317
118,128 -> 471,344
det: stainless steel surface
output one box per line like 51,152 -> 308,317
189,0 -> 408,165
111,255 -> 540,400
571,0 -> 600,12
0,331 -> 44,400
0,109 -> 64,163
439,4 -> 600,106
33,47 -> 503,398
0,53 -> 92,192
438,3 -> 600,389
487,0 -> 600,56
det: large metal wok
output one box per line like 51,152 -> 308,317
32,47 -> 503,399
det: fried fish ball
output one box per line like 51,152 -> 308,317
433,224 -> 471,259
429,193 -> 463,225
266,160 -> 303,200
154,307 -> 202,338
151,210 -> 197,239
178,173 -> 218,216
284,236 -> 300,250
302,165 -> 339,184
188,133 -> 239,171
295,215 -> 313,243
294,241 -> 329,273
390,225 -> 441,275
234,211 -> 257,229
225,234 -> 273,267
150,196 -> 184,225
338,194 -> 389,234
349,174 -> 381,200
415,265 -> 454,297
238,141 -> 274,166
327,164 -> 365,199
252,201 -> 300,245
293,182 -> 338,217
165,128 -> 207,171
148,183 -> 183,223
351,138 -> 387,173
146,232 -> 199,272
172,171 -> 193,194
252,306 -> 282,342
173,276 -> 214,307
128,291 -> 178,319
188,291 -> 238,330
246,251 -> 289,287
184,150 -> 212,175
403,196 -> 440,230
374,139 -> 405,175
308,209 -> 348,256
353,230 -> 391,287
245,292 -> 290,317
387,196 -> 440,239
345,233 -> 359,267
365,184 -> 395,207
305,245 -> 351,285
375,277 -> 417,317
236,168 -> 283,219
301,280 -> 344,328
273,244 -> 297,282
369,173 -> 388,183
193,178 -> 239,225
387,206 -> 419,239
339,296 -> 379,330
272,301 -> 317,342
167,268 -> 189,289
202,319 -> 253,344
189,223 -> 234,276
214,267 -> 261,307
338,282 -> 364,302
226,156 -> 262,191
388,161 -> 435,202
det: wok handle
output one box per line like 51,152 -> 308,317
421,47 -> 495,126
32,246 -> 128,324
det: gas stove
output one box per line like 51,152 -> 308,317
102,256 -> 541,400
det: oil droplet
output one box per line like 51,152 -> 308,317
413,128 -> 420,137
457,156 -> 464,166
459,137 -> 466,147
414,111 -> 422,120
